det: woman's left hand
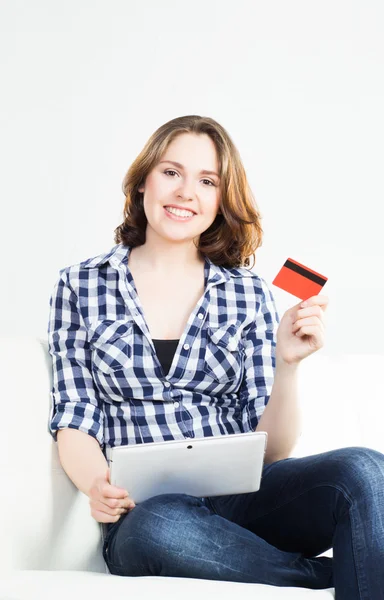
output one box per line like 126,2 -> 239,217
275,295 -> 329,365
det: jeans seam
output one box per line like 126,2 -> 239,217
347,502 -> 366,599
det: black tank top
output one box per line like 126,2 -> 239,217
152,339 -> 179,376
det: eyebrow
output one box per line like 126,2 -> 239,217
159,160 -> 220,179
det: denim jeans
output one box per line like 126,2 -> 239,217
102,446 -> 384,598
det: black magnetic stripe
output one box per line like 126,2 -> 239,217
284,260 -> 327,286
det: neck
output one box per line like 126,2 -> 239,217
130,233 -> 204,273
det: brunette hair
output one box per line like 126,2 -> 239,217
114,115 -> 263,268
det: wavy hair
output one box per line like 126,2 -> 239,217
114,115 -> 263,268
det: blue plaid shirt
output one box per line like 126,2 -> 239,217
48,243 -> 280,457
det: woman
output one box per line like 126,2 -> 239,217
48,115 -> 384,597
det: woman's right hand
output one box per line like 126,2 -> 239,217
88,468 -> 136,523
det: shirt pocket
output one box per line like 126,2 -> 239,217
89,318 -> 135,374
202,322 -> 244,384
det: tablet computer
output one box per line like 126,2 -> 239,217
108,431 -> 268,503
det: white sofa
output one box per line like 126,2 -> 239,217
1,336 -> 383,599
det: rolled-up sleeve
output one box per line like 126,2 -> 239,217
47,269 -> 104,447
239,277 -> 280,432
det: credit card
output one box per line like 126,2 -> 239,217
272,258 -> 328,301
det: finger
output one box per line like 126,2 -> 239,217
301,295 -> 329,311
91,499 -> 128,517
295,325 -> 324,345
296,304 -> 324,319
96,494 -> 135,511
91,508 -> 124,524
100,482 -> 130,499
101,494 -> 136,511
293,316 -> 325,334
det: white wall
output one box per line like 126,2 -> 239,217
1,0 -> 383,356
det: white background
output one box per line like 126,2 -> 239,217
1,0 -> 383,354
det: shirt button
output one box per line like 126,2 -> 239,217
183,343 -> 190,350
164,381 -> 171,388
174,401 -> 180,408
197,313 -> 203,320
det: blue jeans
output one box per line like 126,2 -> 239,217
102,446 -> 384,598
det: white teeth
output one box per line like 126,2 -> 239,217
165,206 -> 194,218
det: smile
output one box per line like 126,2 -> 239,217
164,206 -> 195,221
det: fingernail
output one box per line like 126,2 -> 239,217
301,301 -> 307,307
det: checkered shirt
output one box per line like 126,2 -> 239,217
48,244 -> 280,455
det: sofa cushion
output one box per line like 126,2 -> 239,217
0,570 -> 335,599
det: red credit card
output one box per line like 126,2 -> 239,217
272,258 -> 328,301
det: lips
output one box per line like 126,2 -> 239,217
164,205 -> 196,215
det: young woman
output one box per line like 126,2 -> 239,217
48,115 -> 384,597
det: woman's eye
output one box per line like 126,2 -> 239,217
164,170 -> 215,186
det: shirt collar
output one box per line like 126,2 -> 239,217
81,243 -> 130,269
81,243 -> 254,284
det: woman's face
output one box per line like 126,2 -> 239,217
138,133 -> 222,245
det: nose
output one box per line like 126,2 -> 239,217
177,177 -> 196,201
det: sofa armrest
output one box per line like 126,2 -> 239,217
0,336 -> 106,572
